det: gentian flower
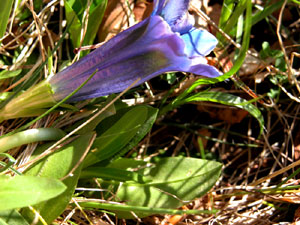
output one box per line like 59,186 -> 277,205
0,0 -> 220,121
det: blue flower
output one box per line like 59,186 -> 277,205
0,0 -> 220,121
50,0 -> 220,102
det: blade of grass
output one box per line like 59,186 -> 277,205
74,201 -> 218,216
0,0 -> 14,39
221,0 -> 247,42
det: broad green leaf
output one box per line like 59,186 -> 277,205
69,100 -> 116,135
80,167 -> 150,183
109,105 -> 158,162
108,158 -> 148,170
0,0 -> 14,38
0,175 -> 66,211
64,0 -> 107,50
21,133 -> 94,225
101,157 -> 222,218
0,210 -> 29,225
83,106 -> 149,167
0,70 -> 22,81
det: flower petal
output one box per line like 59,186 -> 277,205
152,0 -> 165,15
50,18 -> 150,86
188,60 -> 222,77
181,28 -> 218,57
153,0 -> 193,34
51,16 -> 191,102
51,11 -> 221,102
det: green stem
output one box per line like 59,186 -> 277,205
0,128 -> 65,153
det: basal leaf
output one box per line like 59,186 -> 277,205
109,105 -> 158,162
0,175 -> 66,211
80,167 -> 150,183
21,133 -> 94,224
101,157 -> 222,218
83,106 -> 149,167
0,210 -> 29,225
70,100 -> 116,135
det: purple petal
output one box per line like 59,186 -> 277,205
50,18 -> 150,85
50,14 -> 220,102
188,60 -> 222,77
152,0 -> 166,15
153,0 -> 193,34
181,28 -> 218,57
51,16 -> 189,102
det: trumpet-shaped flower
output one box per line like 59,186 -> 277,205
0,0 -> 221,121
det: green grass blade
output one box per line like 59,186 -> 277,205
0,0 -> 14,39
176,91 -> 264,134
76,201 -> 218,216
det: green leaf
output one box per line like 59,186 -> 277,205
83,0 -> 107,47
216,0 -> 252,82
0,0 -> 14,38
0,93 -> 14,103
110,105 -> 158,162
64,1 -> 81,47
0,210 -> 29,225
0,175 -> 66,211
219,0 -> 247,42
218,0 -> 235,30
175,91 -> 264,134
80,167 -> 150,183
0,70 -> 22,81
83,106 -> 149,167
70,100 -> 116,135
0,128 -> 66,153
21,133 -> 94,224
76,202 -> 218,216
252,0 -> 286,27
64,0 -> 107,50
108,158 -> 148,170
101,157 -> 222,218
